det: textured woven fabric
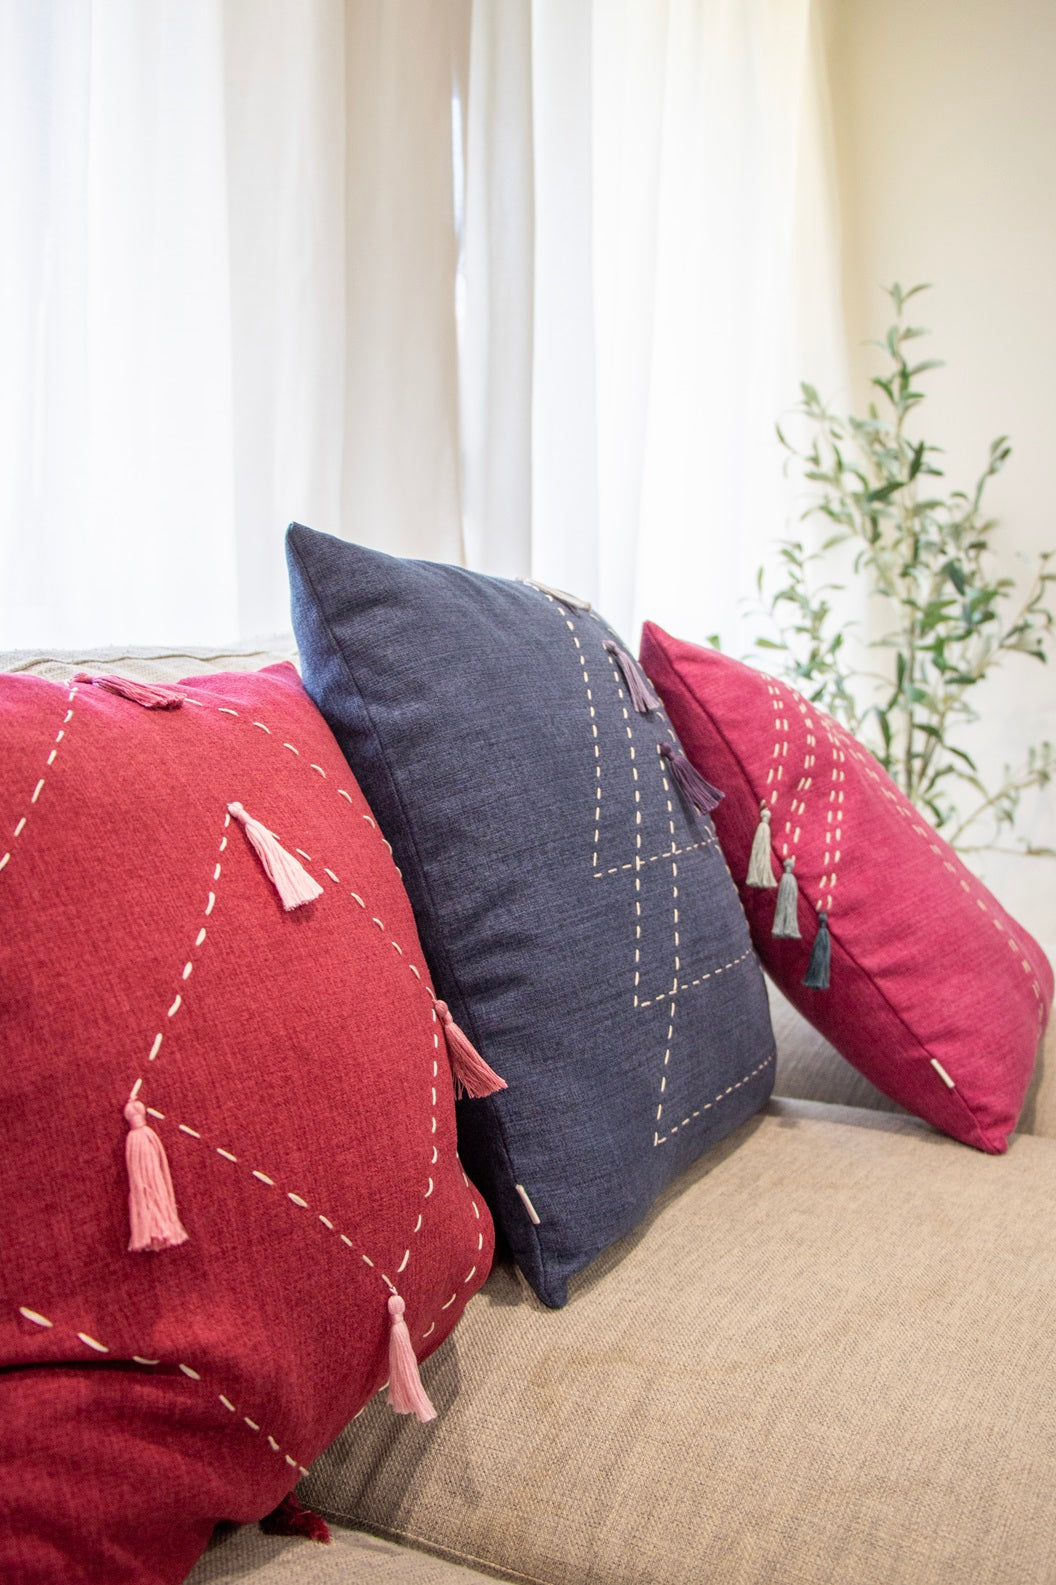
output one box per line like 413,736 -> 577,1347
303,1105 -> 1056,1585
0,637 -> 299,683
287,525 -> 775,1308
640,624 -> 1054,1153
188,1524 -> 501,1583
0,663 -> 493,1584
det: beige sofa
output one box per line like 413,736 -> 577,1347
9,643 -> 1055,1585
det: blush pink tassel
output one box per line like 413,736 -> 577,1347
124,1100 -> 189,1253
228,801 -> 324,910
386,1295 -> 436,1421
72,672 -> 184,710
435,1000 -> 507,1099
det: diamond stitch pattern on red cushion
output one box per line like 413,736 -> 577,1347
0,662 -> 493,1584
640,623 -> 1054,1153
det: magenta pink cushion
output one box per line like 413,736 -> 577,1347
640,624 -> 1053,1153
0,664 -> 494,1583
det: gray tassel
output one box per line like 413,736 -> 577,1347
803,910 -> 831,989
746,805 -> 777,888
772,857 -> 801,938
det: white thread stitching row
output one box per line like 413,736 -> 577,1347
654,1052 -> 775,1145
180,693 -> 404,870
129,812 -> 232,1100
15,1306 -> 312,1476
764,681 -> 790,804
653,745 -> 680,1135
0,685 -> 78,878
146,1110 -> 484,1319
817,713 -> 847,912
567,620 -> 603,869
545,594 -> 759,1152
593,833 -> 718,877
776,680 -> 848,917
638,944 -> 756,1008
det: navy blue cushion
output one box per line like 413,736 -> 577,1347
287,524 -> 775,1307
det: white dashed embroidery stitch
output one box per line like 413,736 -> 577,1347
0,686 -> 78,878
15,1307 -> 311,1476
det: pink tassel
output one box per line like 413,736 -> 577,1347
124,1100 -> 189,1253
386,1295 -> 436,1422
260,1495 -> 331,1544
228,802 -> 324,910
659,743 -> 724,814
72,672 -> 184,710
603,641 -> 661,714
435,1000 -> 507,1098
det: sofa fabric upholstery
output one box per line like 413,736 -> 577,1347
302,1103 -> 1056,1585
188,1526 -> 500,1584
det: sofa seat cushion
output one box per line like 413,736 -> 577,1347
187,1523 -> 500,1583
302,1103 -> 1056,1585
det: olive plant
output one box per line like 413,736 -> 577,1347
757,283 -> 1054,855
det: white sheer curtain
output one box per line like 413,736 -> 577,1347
0,0 -> 465,648
0,0 -> 845,652
461,0 -> 849,651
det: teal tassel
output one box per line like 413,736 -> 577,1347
746,806 -> 777,888
772,857 -> 801,938
803,911 -> 831,989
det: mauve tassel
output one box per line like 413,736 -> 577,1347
72,672 -> 184,710
260,1495 -> 331,1544
435,1000 -> 507,1099
746,805 -> 778,888
659,743 -> 724,815
772,858 -> 801,939
228,802 -> 323,911
124,1100 -> 188,1253
603,641 -> 661,714
803,910 -> 831,989
386,1296 -> 437,1422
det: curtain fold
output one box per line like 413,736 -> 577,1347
341,0 -> 469,568
459,0 -> 848,649
0,0 -> 846,651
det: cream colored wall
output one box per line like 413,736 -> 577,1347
820,0 -> 1056,948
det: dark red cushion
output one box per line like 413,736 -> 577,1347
640,625 -> 1053,1152
0,664 -> 493,1583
